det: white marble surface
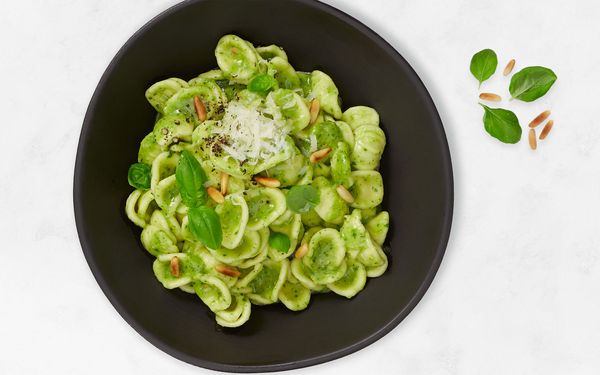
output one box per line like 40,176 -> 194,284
2,0 -> 599,373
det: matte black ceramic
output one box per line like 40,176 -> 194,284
74,0 -> 453,372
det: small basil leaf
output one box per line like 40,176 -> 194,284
176,150 -> 208,208
509,66 -> 557,102
268,232 -> 290,254
480,104 -> 522,144
188,206 -> 222,249
286,185 -> 320,213
248,74 -> 277,94
470,49 -> 498,87
127,163 -> 151,190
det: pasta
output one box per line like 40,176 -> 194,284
125,35 -> 390,327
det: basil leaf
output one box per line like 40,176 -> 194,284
479,104 -> 522,144
509,66 -> 557,102
268,232 -> 290,254
286,185 -> 319,213
470,49 -> 498,87
127,163 -> 151,190
188,206 -> 222,249
248,74 -> 277,94
176,150 -> 208,208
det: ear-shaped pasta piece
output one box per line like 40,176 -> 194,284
126,190 -> 149,228
256,45 -> 288,61
194,276 -> 232,312
215,293 -> 252,327
209,230 -> 262,264
365,242 -> 388,278
215,35 -> 260,84
302,228 -> 347,285
279,270 -> 311,311
193,69 -> 226,81
335,121 -> 355,148
244,188 -> 287,231
163,80 -> 227,123
145,77 -> 188,113
141,224 -> 178,257
310,71 -> 342,119
360,207 -> 379,223
331,142 -> 353,188
153,113 -> 194,149
229,228 -> 270,269
340,209 -> 371,260
267,89 -> 310,132
366,211 -> 389,246
268,213 -> 303,261
309,121 -> 344,162
342,106 -> 380,129
268,57 -> 300,89
312,177 -> 348,225
349,171 -> 384,209
351,125 -> 386,170
327,260 -> 367,298
138,132 -> 162,165
215,193 -> 249,249
235,264 -> 263,288
150,152 -> 180,190
248,259 -> 289,305
265,144 -> 309,187
301,208 -> 322,227
153,174 -> 181,214
152,253 -> 192,289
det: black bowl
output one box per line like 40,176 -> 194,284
74,0 -> 453,372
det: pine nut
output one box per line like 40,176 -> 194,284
503,59 -> 516,76
528,110 -> 551,128
193,96 -> 207,122
254,176 -> 281,188
479,93 -> 502,102
295,243 -> 309,259
539,120 -> 554,140
529,129 -> 537,150
336,185 -> 354,203
310,147 -> 332,163
220,172 -> 229,195
170,256 -> 180,277
215,264 -> 241,278
309,99 -> 320,125
207,186 -> 225,204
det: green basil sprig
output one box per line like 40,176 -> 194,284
286,185 -> 320,213
128,163 -> 151,190
176,150 -> 208,208
479,104 -> 522,144
509,66 -> 557,102
470,49 -> 498,87
268,232 -> 290,254
188,206 -> 222,249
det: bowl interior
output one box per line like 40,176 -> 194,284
74,0 -> 453,372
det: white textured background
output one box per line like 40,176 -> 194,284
2,0 -> 599,374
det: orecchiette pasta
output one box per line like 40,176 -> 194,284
124,35 -> 390,328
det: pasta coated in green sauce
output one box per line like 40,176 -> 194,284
124,35 -> 391,327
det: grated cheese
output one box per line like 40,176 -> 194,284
211,101 -> 289,166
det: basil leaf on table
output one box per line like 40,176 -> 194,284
479,104 -> 522,144
176,150 -> 208,208
127,163 -> 151,190
509,66 -> 557,102
188,206 -> 222,249
470,49 -> 498,87
268,232 -> 290,254
286,185 -> 320,213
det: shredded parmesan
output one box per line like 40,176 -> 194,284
211,101 -> 289,165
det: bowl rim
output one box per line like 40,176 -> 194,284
73,0 -> 454,372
